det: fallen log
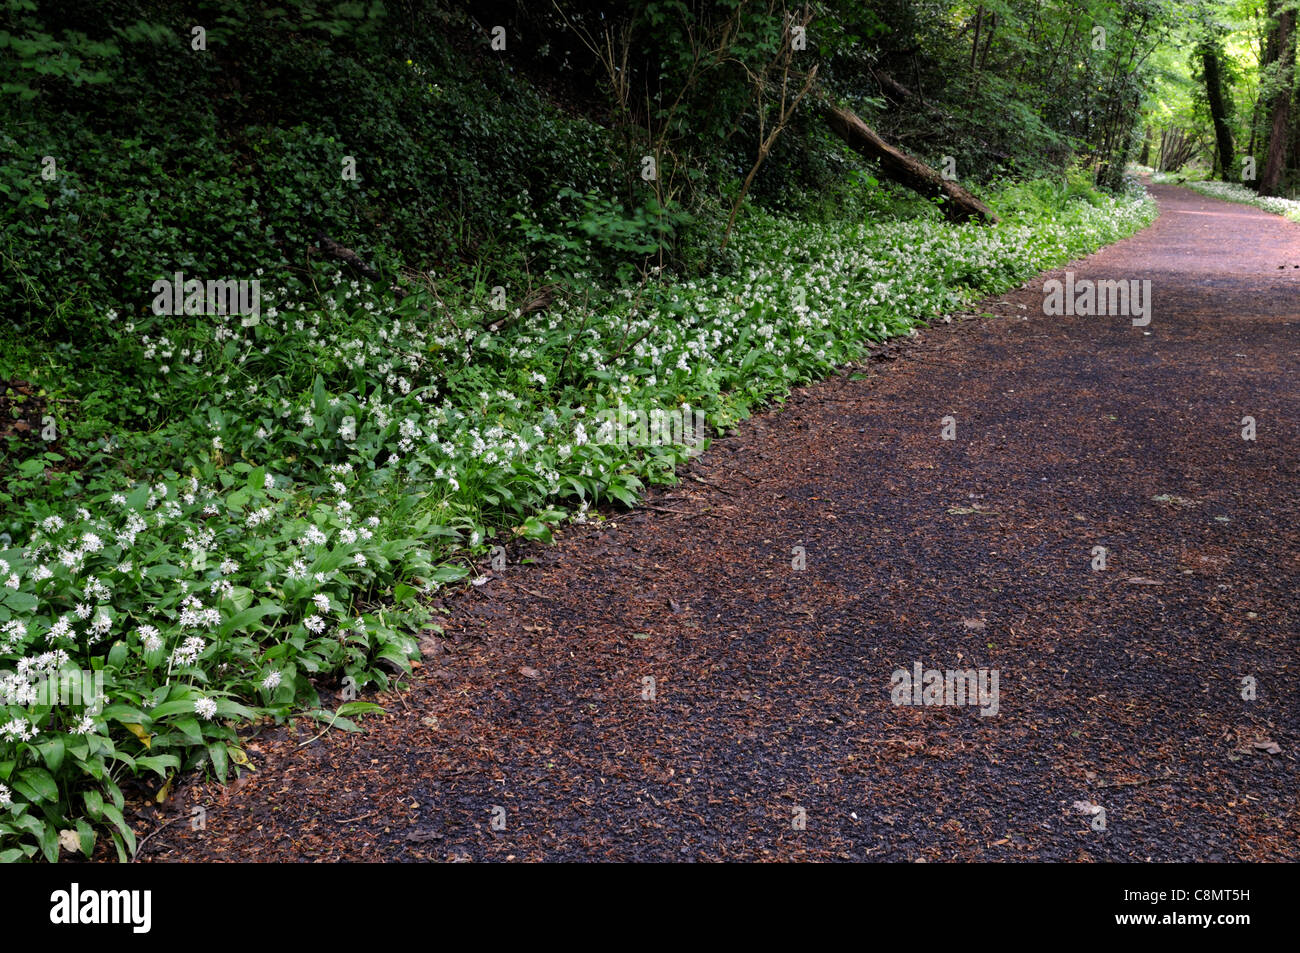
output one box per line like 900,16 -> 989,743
313,230 -> 408,300
820,101 -> 997,225
314,230 -> 383,280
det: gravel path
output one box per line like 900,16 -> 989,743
141,184 -> 1299,862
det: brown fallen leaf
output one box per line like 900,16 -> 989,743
1125,577 -> 1164,586
405,829 -> 443,843
519,666 -> 540,679
1251,739 -> 1282,755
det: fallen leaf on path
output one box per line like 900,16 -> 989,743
405,829 -> 443,843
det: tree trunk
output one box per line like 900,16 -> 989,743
1260,3 -> 1296,196
821,102 -> 998,224
1201,44 -> 1236,181
979,13 -> 998,70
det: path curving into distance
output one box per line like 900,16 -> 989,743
142,184 -> 1299,862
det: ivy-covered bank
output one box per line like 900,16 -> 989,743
0,175 -> 1155,861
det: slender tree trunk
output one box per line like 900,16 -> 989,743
1247,93 -> 1262,165
1201,43 -> 1236,181
1261,3 -> 1297,195
980,14 -> 998,69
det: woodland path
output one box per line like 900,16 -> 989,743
141,184 -> 1299,862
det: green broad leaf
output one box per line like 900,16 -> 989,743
517,515 -> 553,542
170,716 -> 204,745
142,699 -> 196,719
38,822 -> 59,863
336,702 -> 385,718
310,547 -> 349,575
101,804 -> 136,855
228,585 -> 254,613
207,742 -> 228,782
39,735 -> 65,773
311,373 -> 327,414
430,564 -> 468,584
135,754 -> 180,777
213,698 -> 256,719
10,812 -> 45,839
1,589 -> 37,613
16,767 -> 58,802
376,646 -> 412,670
218,601 -> 282,637
305,708 -> 360,732
76,818 -> 96,857
106,640 -> 128,669
103,704 -> 153,724
83,789 -> 104,820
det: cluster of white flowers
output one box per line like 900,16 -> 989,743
136,624 -> 164,653
1,718 -> 38,742
246,506 -> 274,527
170,635 -> 207,667
299,525 -> 328,547
178,595 -> 221,630
0,620 -> 28,655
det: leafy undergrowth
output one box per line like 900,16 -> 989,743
0,177 -> 1155,861
1148,170 -> 1300,222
